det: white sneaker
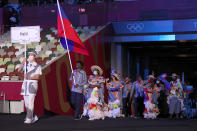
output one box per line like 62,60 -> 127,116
80,115 -> 83,119
89,118 -> 94,121
24,119 -> 31,124
120,114 -> 125,117
24,116 -> 38,124
31,115 -> 38,123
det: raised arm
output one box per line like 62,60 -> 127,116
17,58 -> 26,72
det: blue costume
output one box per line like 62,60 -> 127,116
108,81 -> 123,118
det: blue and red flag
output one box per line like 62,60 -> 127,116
158,73 -> 170,90
57,5 -> 89,55
159,73 -> 168,79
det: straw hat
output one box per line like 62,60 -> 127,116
111,72 -> 120,80
91,65 -> 103,76
125,77 -> 131,82
148,75 -> 155,79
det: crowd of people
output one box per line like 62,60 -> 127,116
70,61 -> 186,120
0,0 -> 110,7
18,53 -> 188,124
16,0 -> 111,6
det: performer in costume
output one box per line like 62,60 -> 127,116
143,75 -> 160,119
18,51 -> 42,124
82,65 -> 108,120
152,80 -> 162,105
69,61 -> 87,120
168,73 -> 183,119
106,71 -> 124,118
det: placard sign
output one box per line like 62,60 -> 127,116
11,26 -> 40,44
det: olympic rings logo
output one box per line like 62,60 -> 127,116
127,23 -> 145,32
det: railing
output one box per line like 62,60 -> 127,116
17,0 -> 109,7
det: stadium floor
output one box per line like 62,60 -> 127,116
0,114 -> 197,131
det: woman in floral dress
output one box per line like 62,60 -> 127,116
82,65 -> 108,120
144,75 -> 160,119
106,72 -> 124,118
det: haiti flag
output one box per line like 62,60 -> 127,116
57,4 -> 89,55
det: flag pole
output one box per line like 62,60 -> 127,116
57,0 -> 75,83
24,42 -> 27,75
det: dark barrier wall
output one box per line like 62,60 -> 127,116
21,3 -> 108,27
0,8 -> 3,34
21,0 -> 197,27
0,8 -> 2,24
0,8 -> 9,34
34,24 -> 112,115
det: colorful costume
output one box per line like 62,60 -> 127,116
168,80 -> 183,115
144,85 -> 160,119
108,81 -> 123,118
82,75 -> 108,120
86,75 -> 105,102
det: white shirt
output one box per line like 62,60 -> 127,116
26,61 -> 42,78
21,61 -> 42,96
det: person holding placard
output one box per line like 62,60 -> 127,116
18,51 -> 42,124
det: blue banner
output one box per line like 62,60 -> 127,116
112,20 -> 173,34
112,18 -> 197,35
113,34 -> 197,42
173,19 -> 197,32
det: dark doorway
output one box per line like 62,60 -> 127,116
121,41 -> 197,87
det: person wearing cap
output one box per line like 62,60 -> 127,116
69,60 -> 87,120
106,71 -> 124,118
122,77 -> 132,117
18,51 -> 42,124
82,65 -> 108,120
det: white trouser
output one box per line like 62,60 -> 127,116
23,95 -> 36,120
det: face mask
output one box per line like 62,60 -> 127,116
156,80 -> 160,84
28,56 -> 34,62
93,71 -> 98,75
76,65 -> 80,69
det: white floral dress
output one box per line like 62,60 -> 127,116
82,75 -> 108,120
